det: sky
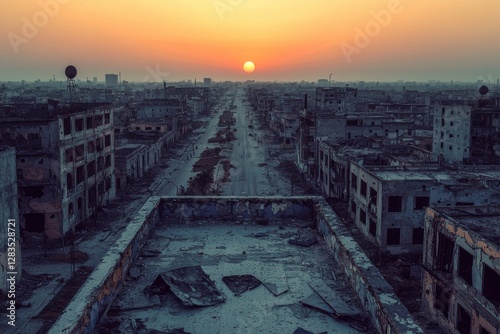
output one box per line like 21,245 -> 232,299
1,0 -> 499,83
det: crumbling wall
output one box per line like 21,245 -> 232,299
314,198 -> 424,333
48,196 -> 161,334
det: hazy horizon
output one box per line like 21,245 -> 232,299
1,1 -> 499,83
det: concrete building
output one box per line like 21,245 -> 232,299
432,99 -> 500,165
0,101 -> 116,239
348,162 -> 500,254
315,86 -> 357,112
203,78 -> 212,86
0,146 -> 21,294
422,206 -> 500,334
105,74 -> 119,86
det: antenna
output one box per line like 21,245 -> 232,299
65,65 -> 78,105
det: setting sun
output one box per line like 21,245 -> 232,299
243,61 -> 255,74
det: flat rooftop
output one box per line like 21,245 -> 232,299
99,219 -> 365,333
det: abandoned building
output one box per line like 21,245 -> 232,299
0,101 -> 116,239
0,146 -> 21,293
422,206 -> 500,334
349,162 -> 500,254
432,99 -> 500,165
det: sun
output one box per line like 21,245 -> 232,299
243,61 -> 255,74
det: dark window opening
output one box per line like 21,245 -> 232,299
86,116 -> 94,129
434,284 -> 450,318
77,197 -> 83,211
156,127 -> 161,131
480,326 -> 493,334
87,160 -> 96,177
24,213 -> 45,232
66,173 -> 73,191
24,186 -> 44,198
412,228 -> 424,244
360,180 -> 367,198
351,173 -> 357,190
104,113 -> 110,124
458,247 -> 473,285
96,115 -> 104,126
369,187 -> 377,205
456,202 -> 473,206
414,196 -> 430,210
105,155 -> 111,168
360,209 -> 366,225
65,148 -> 74,163
105,134 -> 111,147
456,304 -> 471,334
483,264 -> 500,307
88,185 -> 96,206
75,118 -> 84,132
369,219 -> 376,236
68,202 -> 74,216
386,228 -> 400,245
75,144 -> 84,161
97,156 -> 104,171
76,166 -> 85,184
96,138 -> 103,152
351,200 -> 356,214
98,181 -> 104,195
88,140 -> 96,153
63,117 -> 71,135
388,196 -> 402,212
145,126 -> 152,131
436,232 -> 454,272
105,176 -> 111,191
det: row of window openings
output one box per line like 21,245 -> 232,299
67,179 -> 112,216
64,113 -> 110,135
65,135 -> 111,163
435,233 -> 500,310
67,156 -> 112,190
351,176 -> 429,211
353,204 -> 424,245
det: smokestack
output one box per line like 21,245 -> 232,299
164,81 -> 166,89
304,93 -> 308,109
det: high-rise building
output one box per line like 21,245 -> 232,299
105,73 -> 119,86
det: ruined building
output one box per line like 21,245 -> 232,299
422,206 -> 500,334
0,101 -> 116,239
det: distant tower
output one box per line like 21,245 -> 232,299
119,72 -> 121,84
65,65 -> 78,104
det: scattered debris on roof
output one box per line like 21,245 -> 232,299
222,275 -> 261,295
308,279 -> 361,319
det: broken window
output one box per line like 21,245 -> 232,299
105,155 -> 111,168
104,112 -> 110,124
96,137 -> 103,152
412,227 -> 424,245
66,173 -> 73,191
77,197 -> 83,211
88,140 -> 96,153
458,247 -> 473,285
24,213 -> 45,232
63,117 -> 71,135
386,228 -> 400,245
435,232 -> 454,272
105,134 -> 111,147
97,156 -> 104,171
483,264 -> 500,307
96,114 -> 104,126
65,148 -> 74,163
369,187 -> 377,205
388,196 -> 402,212
68,202 -> 74,217
76,165 -> 85,184
414,196 -> 430,210
360,180 -> 367,198
434,284 -> 450,318
351,173 -> 357,190
87,160 -> 96,177
360,209 -> 366,225
86,116 -> 94,129
145,126 -> 152,131
75,118 -> 84,132
88,184 -> 96,206
369,219 -> 376,236
75,144 -> 84,161
456,304 -> 471,334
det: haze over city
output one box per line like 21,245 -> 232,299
1,0 -> 500,82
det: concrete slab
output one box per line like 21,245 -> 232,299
98,221 -> 364,334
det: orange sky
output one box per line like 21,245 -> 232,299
1,0 -> 499,82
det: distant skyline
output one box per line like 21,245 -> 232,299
1,1 -> 499,83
